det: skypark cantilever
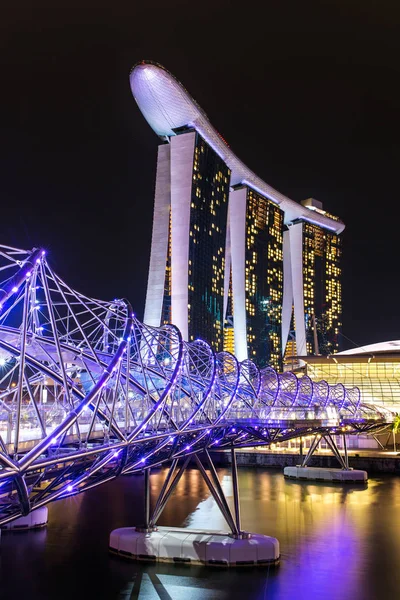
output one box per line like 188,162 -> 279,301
130,61 -> 344,234
130,61 -> 345,365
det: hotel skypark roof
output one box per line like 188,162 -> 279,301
130,61 -> 345,235
298,354 -> 400,364
298,340 -> 400,363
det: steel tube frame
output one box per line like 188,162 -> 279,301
0,248 -> 43,309
149,457 -> 190,526
342,433 -> 349,469
149,458 -> 178,528
325,434 -> 347,470
14,279 -> 30,456
230,447 -> 242,534
203,449 -> 238,534
194,454 -> 238,535
143,468 -> 150,529
301,434 -> 321,467
0,243 -> 389,525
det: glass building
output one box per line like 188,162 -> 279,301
246,189 -> 283,368
281,198 -> 343,362
229,186 -> 283,369
302,342 -> 400,413
130,61 -> 344,369
143,127 -> 230,353
302,215 -> 342,355
183,131 -> 230,349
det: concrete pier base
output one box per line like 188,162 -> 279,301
109,526 -> 280,567
1,507 -> 48,531
284,466 -> 368,483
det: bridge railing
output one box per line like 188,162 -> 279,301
0,244 -> 393,524
0,244 -> 387,454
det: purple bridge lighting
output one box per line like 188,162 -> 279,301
0,245 -> 392,528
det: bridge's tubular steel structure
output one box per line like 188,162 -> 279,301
0,246 -> 392,525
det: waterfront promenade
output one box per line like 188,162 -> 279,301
213,447 -> 400,474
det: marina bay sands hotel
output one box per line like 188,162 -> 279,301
130,61 -> 344,371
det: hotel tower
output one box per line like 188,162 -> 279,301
130,61 -> 344,370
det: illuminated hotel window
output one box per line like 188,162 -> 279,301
161,208 -> 172,325
244,188 -> 283,370
187,134 -> 231,352
302,223 -> 342,355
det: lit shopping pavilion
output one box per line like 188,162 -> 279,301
299,341 -> 400,413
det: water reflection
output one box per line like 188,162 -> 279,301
0,468 -> 399,599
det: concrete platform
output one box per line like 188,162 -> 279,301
109,526 -> 280,567
1,507 -> 48,531
284,466 -> 368,483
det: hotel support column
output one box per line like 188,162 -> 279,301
289,222 -> 307,357
281,229 -> 293,355
223,204 -> 232,324
229,187 -> 248,362
143,143 -> 171,328
170,132 -> 196,341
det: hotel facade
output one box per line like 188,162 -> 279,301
130,61 -> 344,371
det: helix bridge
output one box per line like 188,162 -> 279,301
0,245 -> 392,527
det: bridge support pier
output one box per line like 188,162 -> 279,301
136,468 -> 152,533
109,452 -> 280,567
284,433 -> 368,483
1,507 -> 48,531
230,447 -> 242,536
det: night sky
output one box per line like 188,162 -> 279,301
1,2 -> 399,350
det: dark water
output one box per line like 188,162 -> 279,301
1,466 -> 400,600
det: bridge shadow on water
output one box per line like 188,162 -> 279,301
1,467 -> 400,600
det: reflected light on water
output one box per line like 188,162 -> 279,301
0,467 -> 399,600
